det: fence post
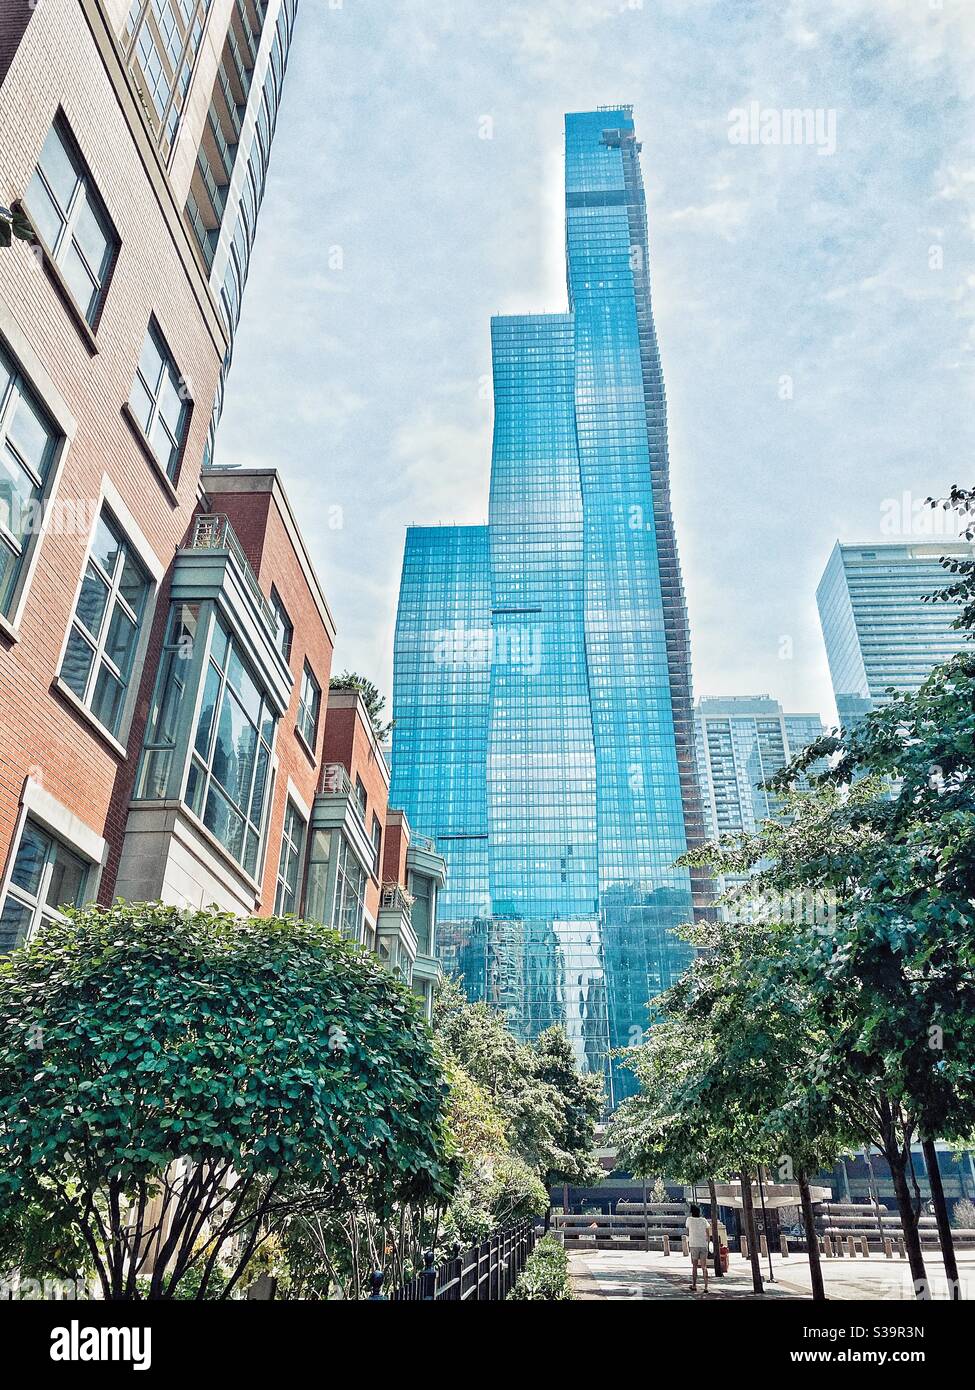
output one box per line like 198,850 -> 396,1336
449,1242 -> 462,1300
368,1270 -> 387,1301
420,1249 -> 438,1301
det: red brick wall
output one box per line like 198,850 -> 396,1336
0,0 -> 224,891
322,697 -> 390,917
382,816 -> 410,892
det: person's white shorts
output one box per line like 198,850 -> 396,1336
689,1246 -> 708,1261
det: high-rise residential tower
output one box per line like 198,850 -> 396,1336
817,541 -> 975,725
694,696 -> 824,899
391,109 -> 709,1102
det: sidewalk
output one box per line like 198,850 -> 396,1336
568,1246 -> 974,1301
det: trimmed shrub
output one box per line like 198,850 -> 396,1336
507,1234 -> 573,1301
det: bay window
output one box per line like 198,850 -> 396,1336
186,613 -> 276,877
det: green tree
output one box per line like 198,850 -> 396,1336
0,903 -> 453,1299
532,1027 -> 603,1191
328,671 -> 393,741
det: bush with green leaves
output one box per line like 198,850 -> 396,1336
0,902 -> 454,1299
507,1234 -> 573,1301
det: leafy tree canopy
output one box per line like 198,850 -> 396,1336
0,903 -> 453,1298
328,671 -> 393,741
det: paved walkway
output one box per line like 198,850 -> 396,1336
568,1247 -> 975,1301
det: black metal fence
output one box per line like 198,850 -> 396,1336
371,1221 -> 537,1301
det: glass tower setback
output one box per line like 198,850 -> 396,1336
391,108 -> 708,1102
817,540 -> 975,725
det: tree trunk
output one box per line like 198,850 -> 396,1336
798,1172 -> 825,1301
922,1137 -> 960,1300
888,1147 -> 930,1298
708,1178 -> 723,1277
739,1167 -> 763,1294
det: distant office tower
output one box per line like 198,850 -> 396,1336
694,697 -> 824,897
817,541 -> 974,724
391,109 -> 710,1103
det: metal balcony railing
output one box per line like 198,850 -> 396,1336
380,882 -> 414,918
409,834 -> 437,854
187,514 -> 276,632
320,762 -> 354,798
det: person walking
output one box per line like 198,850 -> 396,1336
686,1203 -> 711,1293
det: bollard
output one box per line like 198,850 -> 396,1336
823,1235 -> 833,1259
836,1236 -> 844,1258
681,1234 -> 689,1257
898,1237 -> 906,1260
662,1234 -> 671,1257
861,1238 -> 870,1259
884,1238 -> 893,1259
780,1234 -> 789,1258
847,1237 -> 856,1258
368,1269 -> 387,1301
760,1234 -> 768,1259
741,1235 -> 748,1259
420,1248 -> 437,1300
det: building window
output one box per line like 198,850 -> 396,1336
334,834 -> 366,943
0,818 -> 88,953
128,319 -> 191,480
274,798 -> 306,915
269,585 -> 293,664
371,814 -> 382,878
297,661 -> 320,748
0,347 -> 60,618
24,117 -> 118,329
137,601 -> 200,799
408,870 -> 435,956
354,774 -> 367,821
186,613 -> 277,877
59,509 -> 150,737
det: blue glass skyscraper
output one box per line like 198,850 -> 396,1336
391,109 -> 709,1102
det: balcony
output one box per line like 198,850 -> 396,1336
313,770 -> 378,882
406,836 -> 448,888
378,880 -> 418,986
195,149 -> 228,220
187,514 -> 278,635
380,881 -> 414,919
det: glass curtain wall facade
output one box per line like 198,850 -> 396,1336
817,540 -> 975,725
391,109 -> 709,1103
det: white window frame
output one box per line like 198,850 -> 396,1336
0,778 -> 106,952
24,115 -> 119,330
53,476 -> 164,753
128,318 -> 192,482
274,794 -> 307,915
297,660 -> 320,748
0,301 -> 75,641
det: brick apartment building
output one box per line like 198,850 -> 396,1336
0,1 -> 443,1006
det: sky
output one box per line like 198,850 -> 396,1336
217,0 -> 975,726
